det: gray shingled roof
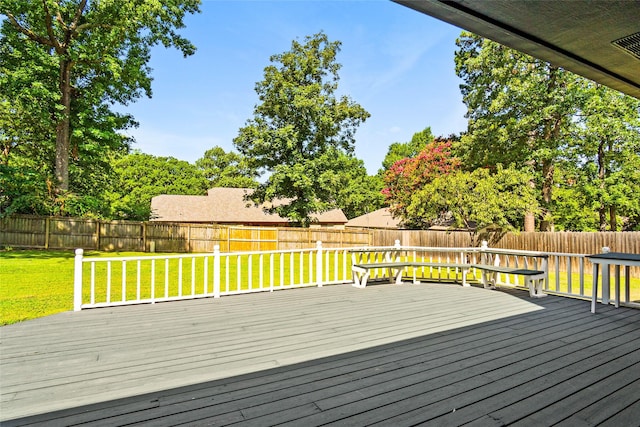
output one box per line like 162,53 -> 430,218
346,208 -> 402,229
151,188 -> 347,224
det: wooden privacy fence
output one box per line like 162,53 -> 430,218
0,215 -> 371,253
370,229 -> 639,254
1,215 -> 637,265
371,229 -> 640,275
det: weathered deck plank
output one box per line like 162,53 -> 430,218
2,282 -> 639,425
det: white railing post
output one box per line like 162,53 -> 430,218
480,240 -> 488,265
316,241 -> 323,287
213,245 -> 221,298
394,239 -> 401,249
74,248 -> 84,311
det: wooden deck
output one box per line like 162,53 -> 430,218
2,281 -> 640,426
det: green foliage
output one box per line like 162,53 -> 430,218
454,33 -> 578,226
314,149 -> 384,219
105,152 -> 208,221
551,184 -> 598,232
233,32 -> 370,226
195,146 -> 259,189
407,165 -> 538,244
568,83 -> 640,231
0,163 -> 50,217
0,0 -> 201,194
454,31 -> 640,232
380,127 -> 434,173
382,139 -> 461,228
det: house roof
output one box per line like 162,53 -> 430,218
151,188 -> 348,225
394,0 -> 640,100
346,208 -> 402,229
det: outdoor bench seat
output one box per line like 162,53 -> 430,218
471,264 -> 547,298
351,261 -> 471,288
352,262 -> 412,288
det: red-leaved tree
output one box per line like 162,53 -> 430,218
382,139 -> 460,228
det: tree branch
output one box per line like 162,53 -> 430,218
68,0 -> 87,33
4,11 -> 55,47
56,9 -> 68,31
42,0 -> 63,51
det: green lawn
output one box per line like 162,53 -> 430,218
0,250 -> 162,325
0,249 -> 345,325
2,250 -> 639,326
547,271 -> 640,300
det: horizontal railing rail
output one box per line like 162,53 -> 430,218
74,242 -> 354,310
73,241 -> 638,311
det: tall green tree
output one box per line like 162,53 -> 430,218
106,152 -> 208,221
233,32 -> 370,226
195,146 -> 259,189
0,0 -> 201,196
454,32 -> 579,231
570,83 -> 640,231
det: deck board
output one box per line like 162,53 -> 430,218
2,282 -> 640,426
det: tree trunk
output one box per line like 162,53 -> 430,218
540,160 -> 554,232
524,178 -> 536,231
524,213 -> 536,232
538,66 -> 562,233
609,206 -> 617,231
597,140 -> 607,231
55,58 -> 73,192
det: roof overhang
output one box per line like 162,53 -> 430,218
393,0 -> 640,99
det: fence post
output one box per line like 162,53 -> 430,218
74,248 -> 84,311
316,241 -> 323,287
95,220 -> 101,251
44,217 -> 50,249
213,245 -> 221,298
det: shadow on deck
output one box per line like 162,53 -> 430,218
2,282 -> 640,426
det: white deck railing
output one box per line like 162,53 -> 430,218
73,241 -> 635,311
73,242 -> 352,310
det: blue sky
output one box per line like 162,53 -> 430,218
123,0 -> 468,175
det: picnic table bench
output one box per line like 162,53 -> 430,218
350,248 -> 547,298
473,264 -> 547,298
351,261 -> 471,288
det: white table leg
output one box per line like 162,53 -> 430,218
625,266 -> 631,304
614,265 -> 621,308
602,264 -> 610,305
591,263 -> 599,313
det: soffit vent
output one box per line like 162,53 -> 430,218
612,32 -> 640,60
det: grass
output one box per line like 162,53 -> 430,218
0,249 -> 158,325
547,271 -> 640,300
81,251 -> 347,304
0,249 -> 348,325
2,250 -> 639,326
